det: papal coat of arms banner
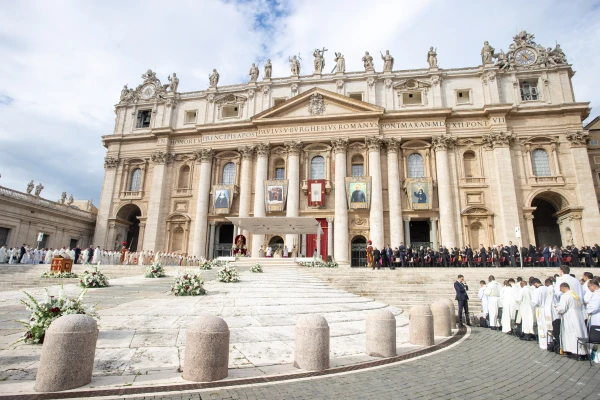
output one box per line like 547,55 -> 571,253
213,184 -> 234,214
345,176 -> 371,210
406,177 -> 433,210
308,179 -> 326,207
264,180 -> 288,212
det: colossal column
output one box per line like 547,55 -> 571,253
192,149 -> 214,258
144,150 -> 173,251
566,131 -> 600,244
384,138 -> 403,246
366,136 -> 384,249
237,146 -> 255,238
251,143 -> 270,257
94,157 -> 119,248
483,131 -> 521,244
332,138 -> 349,263
327,217 -> 334,260
285,141 -> 302,248
432,135 -> 457,248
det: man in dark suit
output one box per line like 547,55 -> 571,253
454,275 -> 471,327
398,242 -> 406,268
17,244 -> 26,264
73,246 -> 81,264
542,244 -> 550,267
466,246 -> 474,268
372,247 -> 381,270
386,246 -> 394,269
509,241 -> 518,268
571,246 -> 580,267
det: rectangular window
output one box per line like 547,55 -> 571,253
273,98 -> 287,107
590,140 -> 599,147
136,110 -> 152,128
184,110 -> 197,124
349,93 -> 363,101
456,90 -> 471,105
222,105 -> 239,118
351,164 -> 364,177
594,156 -> 600,164
520,81 -> 539,101
403,92 -> 422,105
275,168 -> 285,180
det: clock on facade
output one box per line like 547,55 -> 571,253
514,48 -> 536,66
140,85 -> 155,99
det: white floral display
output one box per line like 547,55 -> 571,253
79,267 -> 109,288
171,269 -> 206,296
217,264 -> 240,282
250,263 -> 263,273
145,262 -> 166,278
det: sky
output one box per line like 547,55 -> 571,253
0,0 -> 599,206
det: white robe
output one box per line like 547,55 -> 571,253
484,281 -> 502,327
587,291 -> 600,327
501,285 -> 518,333
532,286 -> 551,349
283,247 -> 289,257
478,286 -> 489,315
516,285 -> 535,334
556,274 -> 585,310
557,291 -> 587,354
266,247 -> 272,257
92,248 -> 101,264
0,247 -> 7,263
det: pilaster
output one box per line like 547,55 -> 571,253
94,156 -> 119,248
432,134 -> 457,248
285,141 -> 301,248
384,138 -> 403,246
332,138 -> 349,263
192,149 -> 214,258
143,150 -> 174,251
251,142 -> 270,257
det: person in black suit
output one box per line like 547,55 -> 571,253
508,241 -> 518,268
454,275 -> 471,327
17,244 -> 26,264
542,244 -> 550,267
398,242 -> 406,268
372,247 -> 381,270
73,246 -> 81,264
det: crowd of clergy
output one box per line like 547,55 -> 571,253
477,266 -> 600,361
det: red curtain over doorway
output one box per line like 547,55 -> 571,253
306,218 -> 328,260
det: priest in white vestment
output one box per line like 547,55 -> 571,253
478,280 -> 489,318
0,246 -> 7,263
555,266 -> 585,308
484,276 -> 502,329
531,278 -> 551,349
516,281 -> 535,340
92,246 -> 101,264
501,279 -> 518,333
556,282 -> 588,356
266,246 -> 272,257
587,280 -> 600,326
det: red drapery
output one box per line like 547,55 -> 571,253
306,218 -> 328,260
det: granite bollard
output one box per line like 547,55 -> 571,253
294,314 -> 329,371
183,315 -> 229,382
440,298 -> 457,328
431,301 -> 452,337
409,305 -> 435,346
34,314 -> 98,392
366,309 -> 396,357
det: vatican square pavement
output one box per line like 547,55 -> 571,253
0,264 -> 453,395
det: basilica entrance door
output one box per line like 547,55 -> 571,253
116,204 -> 141,251
350,236 -> 367,267
532,198 -> 562,247
409,220 -> 431,249
214,223 -> 234,257
306,218 -> 328,260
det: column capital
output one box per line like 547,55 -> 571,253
482,131 -> 515,149
384,137 -> 401,153
255,142 -> 270,157
331,138 -> 348,154
238,145 -> 255,160
327,217 -> 334,223
150,151 -> 175,164
431,134 -> 456,151
565,130 -> 590,148
403,217 -> 411,222
209,221 -> 217,226
284,140 -> 302,156
430,216 -> 439,222
104,156 -> 119,169
193,149 -> 214,163
365,136 -> 382,152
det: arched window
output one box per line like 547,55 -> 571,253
532,149 -> 551,177
351,155 -> 364,177
222,162 -> 236,184
178,165 -> 190,188
310,156 -> 325,179
407,153 -> 425,178
129,168 -> 142,191
463,151 -> 477,178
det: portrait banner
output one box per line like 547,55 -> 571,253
308,179 -> 326,207
213,184 -> 234,214
345,176 -> 371,210
406,177 -> 433,210
264,179 -> 288,212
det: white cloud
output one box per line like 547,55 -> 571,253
0,0 -> 598,204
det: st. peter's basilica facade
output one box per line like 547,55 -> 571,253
94,31 -> 600,266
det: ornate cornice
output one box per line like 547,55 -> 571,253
384,138 -> 401,153
255,142 -> 270,157
482,131 -> 515,149
238,145 -> 255,160
150,151 -> 175,164
565,130 -> 590,148
432,135 -> 456,151
284,140 -> 302,156
365,136 -> 382,152
193,149 -> 214,163
104,156 -> 119,169
331,138 -> 349,154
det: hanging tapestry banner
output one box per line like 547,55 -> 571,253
264,179 -> 289,212
406,177 -> 433,210
345,176 -> 371,210
212,184 -> 234,214
308,179 -> 326,207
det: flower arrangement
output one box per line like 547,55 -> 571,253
19,288 -> 97,344
217,264 -> 240,282
250,263 -> 263,273
79,267 -> 109,288
144,262 -> 165,278
171,269 -> 205,296
40,271 -> 78,278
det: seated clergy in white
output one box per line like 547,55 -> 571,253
556,282 -> 587,356
587,279 -> 600,326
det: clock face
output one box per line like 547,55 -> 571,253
514,48 -> 536,66
141,85 -> 155,99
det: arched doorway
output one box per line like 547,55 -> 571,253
532,198 -> 562,247
116,204 -> 141,251
351,236 -> 367,268
268,235 -> 284,252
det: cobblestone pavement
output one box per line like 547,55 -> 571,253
118,327 -> 600,400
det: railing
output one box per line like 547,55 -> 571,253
173,188 -> 192,197
411,242 -> 433,249
529,175 -> 565,186
121,190 -> 143,199
214,243 -> 233,258
0,186 -> 96,220
460,177 -> 487,185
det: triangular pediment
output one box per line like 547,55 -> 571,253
252,87 -> 383,123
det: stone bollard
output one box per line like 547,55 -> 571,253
409,305 -> 435,346
366,309 -> 396,357
183,315 -> 229,382
35,314 -> 98,392
440,298 -> 456,328
431,301 -> 452,337
294,314 -> 329,371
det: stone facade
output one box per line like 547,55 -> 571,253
95,31 -> 600,265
